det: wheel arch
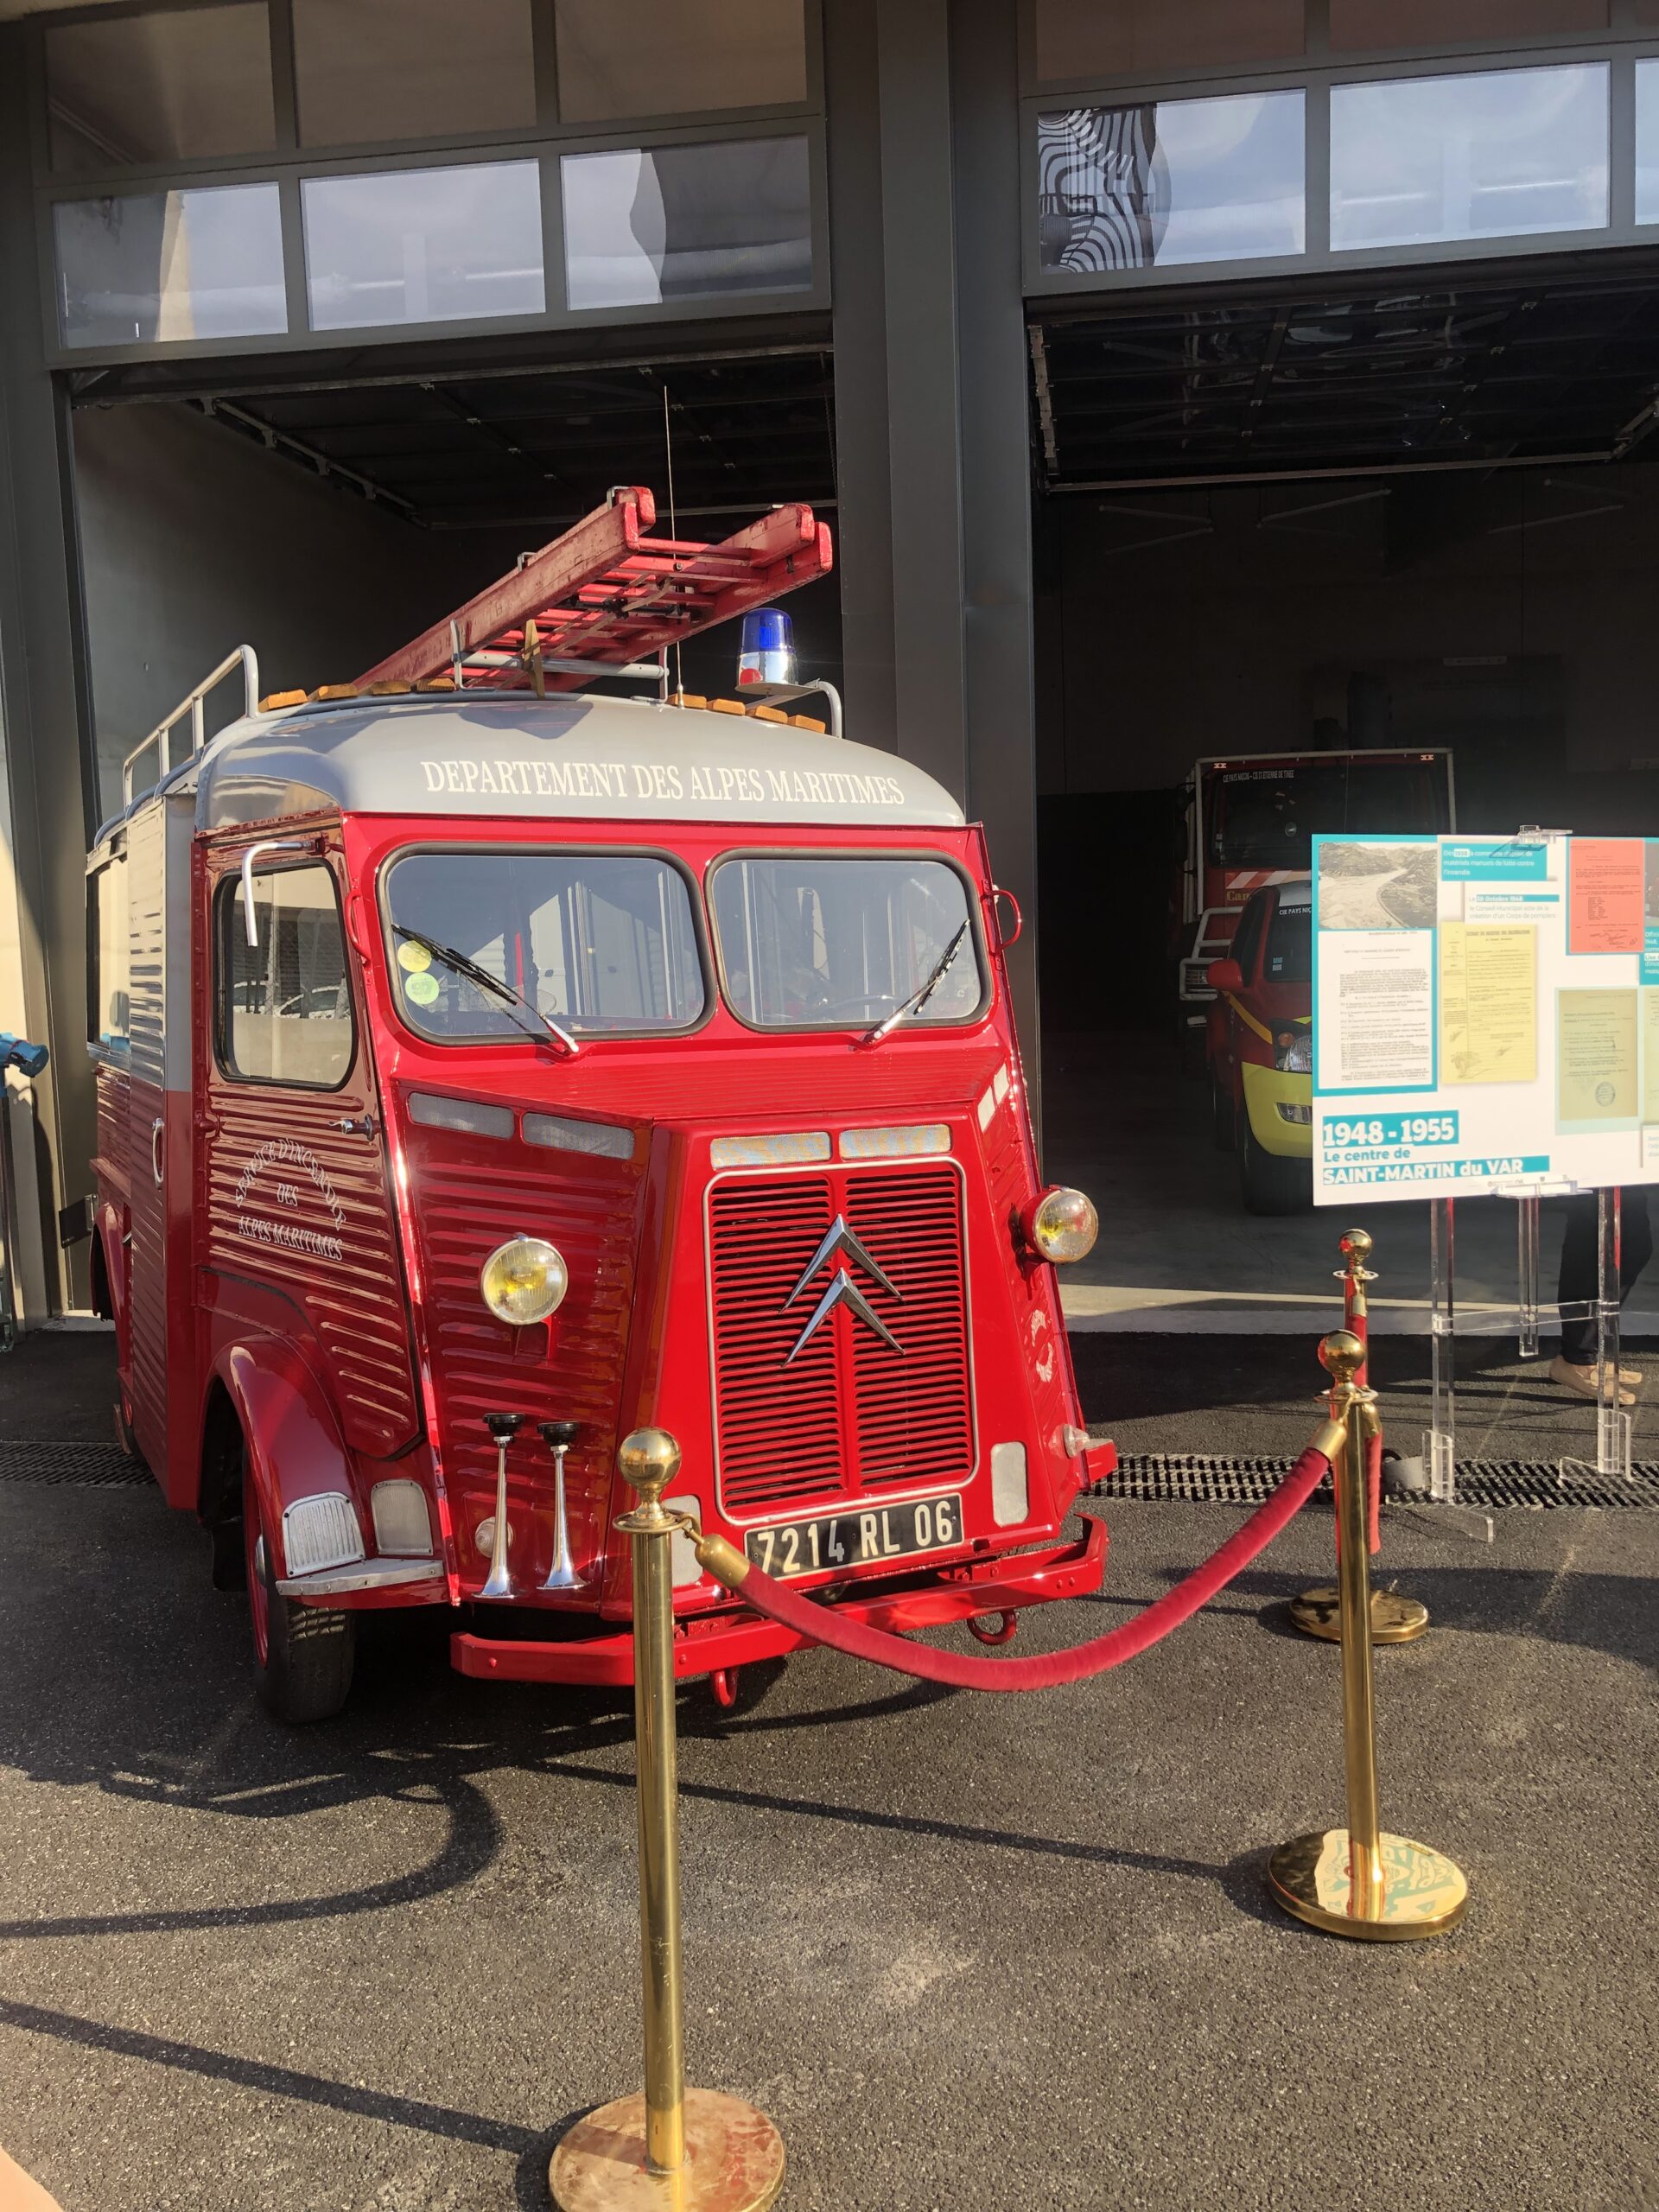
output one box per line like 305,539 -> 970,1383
203,1339 -> 361,1577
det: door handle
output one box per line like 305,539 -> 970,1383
149,1117 -> 164,1187
337,1114 -> 377,1138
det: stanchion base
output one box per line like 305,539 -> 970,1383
1288,1587 -> 1430,1643
550,2089 -> 785,2212
1267,1829 -> 1467,1941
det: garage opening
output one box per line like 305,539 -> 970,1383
1032,260 -> 1659,1337
68,334 -> 840,826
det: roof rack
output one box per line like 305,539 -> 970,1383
122,645 -> 260,804
354,486 -> 833,696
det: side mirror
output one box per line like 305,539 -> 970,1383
1206,957 -> 1243,993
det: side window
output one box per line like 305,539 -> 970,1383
217,864 -> 354,1089
86,855 -> 130,1052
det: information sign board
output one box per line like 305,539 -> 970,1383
1312,832 -> 1659,1204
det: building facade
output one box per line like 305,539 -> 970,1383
4,0 -> 1659,1313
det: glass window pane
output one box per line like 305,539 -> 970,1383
1331,64 -> 1608,251
54,184 -> 287,349
1033,0 -> 1303,84
302,162 -> 544,331
1037,92 -> 1304,274
562,137 -> 811,308
1331,0 -> 1607,49
1637,60 -> 1659,221
220,868 -> 354,1088
46,4 -> 276,173
710,856 -> 984,1033
384,851 -> 705,1039
555,0 -> 806,123
294,0 -> 536,147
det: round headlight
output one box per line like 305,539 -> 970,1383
1027,1186 -> 1098,1264
480,1236 -> 569,1325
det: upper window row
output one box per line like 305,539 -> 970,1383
45,0 -> 809,175
1033,0 -> 1627,86
54,136 -> 812,348
1038,57 -> 1659,276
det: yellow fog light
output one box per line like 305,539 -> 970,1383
1024,1185 -> 1098,1264
480,1236 -> 569,1325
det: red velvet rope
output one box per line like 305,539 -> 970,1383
719,1444 -> 1332,1692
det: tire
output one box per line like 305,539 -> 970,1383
1238,1110 -> 1312,1216
243,1457 -> 355,1724
1179,1026 -> 1206,1081
1210,1076 -> 1236,1153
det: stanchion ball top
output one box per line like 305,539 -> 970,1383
618,1427 -> 683,1498
1319,1329 -> 1365,1383
1338,1227 -> 1374,1262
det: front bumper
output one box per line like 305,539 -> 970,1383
1241,1061 -> 1313,1158
450,1513 -> 1109,1685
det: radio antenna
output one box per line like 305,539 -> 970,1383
663,381 -> 683,698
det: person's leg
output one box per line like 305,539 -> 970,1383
1557,1192 -> 1599,1364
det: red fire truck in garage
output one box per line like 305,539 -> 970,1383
1175,746 -> 1453,1067
85,490 -> 1113,1721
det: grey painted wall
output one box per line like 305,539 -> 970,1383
73,401 -> 524,820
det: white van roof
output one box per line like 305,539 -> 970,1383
171,691 -> 966,836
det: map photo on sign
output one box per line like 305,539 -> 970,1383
1316,842 -> 1437,931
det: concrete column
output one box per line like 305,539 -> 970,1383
826,0 -> 1042,1134
0,24 -> 99,1315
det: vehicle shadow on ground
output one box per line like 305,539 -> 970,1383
2,1537 -> 1649,2184
1103,1559 -> 1659,1677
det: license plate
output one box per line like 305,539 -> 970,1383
744,1493 -> 964,1580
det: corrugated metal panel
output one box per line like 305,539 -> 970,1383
709,1164 -> 973,1516
125,802 -> 168,1458
202,1090 -> 420,1458
404,1128 -> 645,1588
844,1169 -> 971,1490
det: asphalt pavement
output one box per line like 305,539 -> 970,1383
0,1367 -> 1652,2210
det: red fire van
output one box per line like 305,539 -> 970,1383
85,493 -> 1112,1720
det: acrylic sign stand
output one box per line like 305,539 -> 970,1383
1426,1187 -> 1632,1498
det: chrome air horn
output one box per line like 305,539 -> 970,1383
538,1420 -> 583,1591
479,1411 -> 524,1599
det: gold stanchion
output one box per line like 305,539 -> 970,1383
550,1430 -> 785,2212
1290,1229 -> 1429,1646
1268,1332 -> 1466,1940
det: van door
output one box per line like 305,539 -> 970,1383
199,842 -> 420,1460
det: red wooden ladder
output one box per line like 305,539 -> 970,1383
355,486 -> 832,696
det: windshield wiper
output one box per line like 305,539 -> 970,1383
861,923 -> 969,1048
392,925 -> 580,1057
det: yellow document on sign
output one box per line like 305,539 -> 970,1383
1643,988 -> 1659,1125
1557,988 -> 1638,1124
1440,923 -> 1536,1084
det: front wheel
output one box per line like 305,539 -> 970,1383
243,1459 -> 355,1724
1238,1111 -> 1312,1216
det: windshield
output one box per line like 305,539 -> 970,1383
1263,898 -> 1311,985
709,855 -> 985,1032
383,849 -> 705,1039
1210,760 -> 1449,869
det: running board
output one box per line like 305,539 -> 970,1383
276,1555 -> 445,1598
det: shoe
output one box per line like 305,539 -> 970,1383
1548,1356 -> 1636,1408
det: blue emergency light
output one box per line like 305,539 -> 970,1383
737,607 -> 796,690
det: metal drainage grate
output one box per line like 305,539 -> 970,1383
1098,1452 -> 1659,1510
0,1442 -> 150,1488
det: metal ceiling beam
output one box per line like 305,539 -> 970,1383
1050,448 -> 1618,493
